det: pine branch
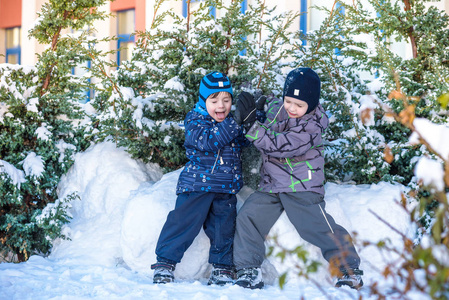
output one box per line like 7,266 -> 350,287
402,0 -> 417,59
41,10 -> 69,95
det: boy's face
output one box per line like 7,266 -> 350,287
206,92 -> 232,122
284,96 -> 308,118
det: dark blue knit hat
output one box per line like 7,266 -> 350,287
283,67 -> 321,114
198,72 -> 233,109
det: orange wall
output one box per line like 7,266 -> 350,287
135,0 -> 145,32
0,0 -> 22,28
110,0 -> 145,32
111,0 -> 136,11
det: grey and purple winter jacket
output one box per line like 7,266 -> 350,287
245,98 -> 329,195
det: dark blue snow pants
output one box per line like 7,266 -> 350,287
155,192 -> 237,268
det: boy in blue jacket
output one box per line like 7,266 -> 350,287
151,72 -> 248,285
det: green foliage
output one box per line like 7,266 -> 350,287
285,0 -> 449,184
0,0 -> 109,262
267,236 -> 322,290
90,0 -> 299,178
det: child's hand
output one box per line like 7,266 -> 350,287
234,92 -> 256,129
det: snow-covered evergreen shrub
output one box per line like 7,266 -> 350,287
287,0 -> 449,185
0,0 -> 109,262
346,0 -> 449,183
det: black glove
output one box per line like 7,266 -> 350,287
234,91 -> 256,130
255,95 -> 267,111
253,89 -> 267,111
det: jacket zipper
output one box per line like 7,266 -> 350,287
285,158 -> 294,171
211,149 -> 221,174
267,103 -> 284,127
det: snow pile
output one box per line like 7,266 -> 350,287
52,142 -> 410,285
410,118 -> 449,191
120,169 -> 211,280
0,142 -> 423,299
51,142 -> 162,265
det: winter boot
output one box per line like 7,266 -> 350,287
207,267 -> 235,286
235,267 -> 264,289
151,261 -> 175,284
335,268 -> 364,290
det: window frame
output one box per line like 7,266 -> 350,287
299,0 -> 307,46
5,27 -> 21,64
116,9 -> 136,66
72,59 -> 94,103
240,0 -> 247,14
240,0 -> 248,56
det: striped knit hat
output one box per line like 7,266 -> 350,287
198,72 -> 233,109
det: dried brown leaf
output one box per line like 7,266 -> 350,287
398,105 -> 415,127
388,90 -> 406,100
384,146 -> 394,164
361,108 -> 373,126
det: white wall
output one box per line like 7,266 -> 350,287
21,0 -> 46,65
145,0 -> 183,30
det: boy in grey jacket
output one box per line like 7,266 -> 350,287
233,67 -> 363,289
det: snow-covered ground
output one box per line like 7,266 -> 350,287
0,142 -> 424,300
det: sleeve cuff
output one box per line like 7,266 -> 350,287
245,121 -> 263,141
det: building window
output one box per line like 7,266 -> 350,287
117,9 -> 135,66
300,0 -> 307,46
6,27 -> 21,64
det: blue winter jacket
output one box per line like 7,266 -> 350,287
176,107 -> 246,195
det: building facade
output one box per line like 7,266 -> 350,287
1,0 -> 448,66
